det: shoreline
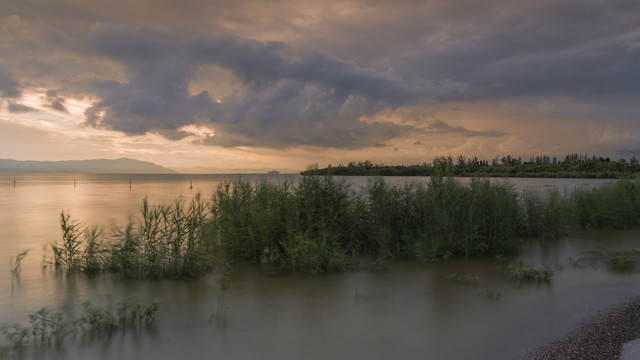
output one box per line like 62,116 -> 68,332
529,297 -> 640,359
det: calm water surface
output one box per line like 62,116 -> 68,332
0,174 -> 636,359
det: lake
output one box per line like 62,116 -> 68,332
1,173 -> 637,359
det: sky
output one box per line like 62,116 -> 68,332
1,0 -> 640,173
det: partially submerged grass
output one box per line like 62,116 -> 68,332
573,178 -> 640,229
508,261 -> 554,282
524,190 -> 571,239
46,175 -> 640,276
10,250 -> 29,291
210,175 -> 525,272
0,296 -> 160,357
51,195 -> 216,279
605,249 -> 640,271
445,273 -> 480,286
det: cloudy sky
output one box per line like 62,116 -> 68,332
1,0 -> 639,172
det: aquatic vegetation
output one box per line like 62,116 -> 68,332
523,190 -> 571,239
211,176 -> 357,272
446,273 -> 480,286
209,175 -> 525,271
9,249 -> 28,291
573,178 -> 640,229
52,212 -> 84,272
0,296 -> 159,357
51,195 -> 216,279
79,296 -> 160,333
484,289 -> 501,301
45,174 -> 640,276
419,176 -> 523,259
605,249 -> 640,271
508,261 -> 554,282
9,250 -> 28,277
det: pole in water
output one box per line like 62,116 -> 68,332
190,180 -> 193,190
74,179 -> 76,188
129,180 -> 132,189
13,179 -> 15,188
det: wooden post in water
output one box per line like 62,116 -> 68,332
129,180 -> 132,189
74,179 -> 76,188
13,179 -> 15,188
190,180 -> 193,190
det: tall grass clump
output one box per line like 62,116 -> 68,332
415,176 -> 524,260
51,195 -> 216,279
363,178 -> 421,259
209,174 -> 526,271
523,190 -> 572,239
108,195 -> 215,278
573,178 -> 640,228
210,176 -> 358,272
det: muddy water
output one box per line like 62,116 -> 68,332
1,174 -> 637,359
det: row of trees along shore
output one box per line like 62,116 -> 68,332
301,153 -> 640,178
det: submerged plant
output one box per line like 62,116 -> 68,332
0,295 -> 161,355
78,296 -> 160,334
606,249 -> 640,271
9,250 -> 28,276
27,307 -> 66,343
508,261 -> 553,282
484,289 -> 501,301
10,249 -> 29,291
445,273 -> 480,286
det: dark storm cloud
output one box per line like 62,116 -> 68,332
395,0 -> 640,100
82,24 -> 215,136
77,23 -> 463,147
188,34 -> 449,106
0,66 -> 20,98
3,0 -> 640,152
7,102 -> 36,113
44,90 -> 68,113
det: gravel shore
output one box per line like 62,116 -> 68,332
530,297 -> 640,360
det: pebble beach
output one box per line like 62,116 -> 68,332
530,297 -> 640,360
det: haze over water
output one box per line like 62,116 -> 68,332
0,174 -> 637,359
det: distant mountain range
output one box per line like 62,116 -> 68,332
0,158 -> 178,174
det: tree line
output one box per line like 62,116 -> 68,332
301,153 -> 640,178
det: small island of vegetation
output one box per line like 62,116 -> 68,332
301,153 -> 640,178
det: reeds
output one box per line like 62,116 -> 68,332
523,190 -> 572,239
211,176 -> 355,273
47,175 -> 640,276
208,175 -> 525,271
51,195 -> 216,279
572,178 -> 640,228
